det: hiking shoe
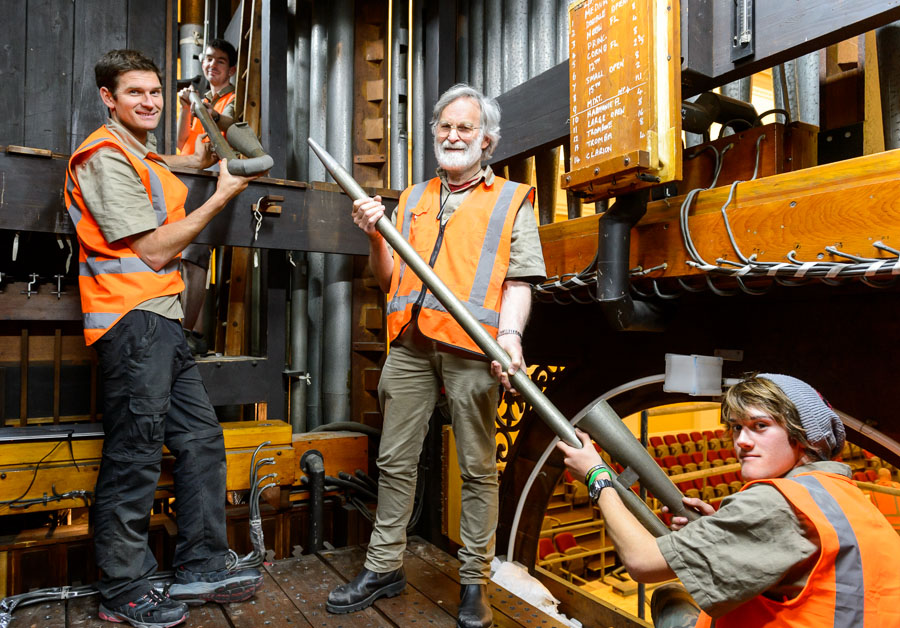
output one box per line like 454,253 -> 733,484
98,588 -> 188,628
167,563 -> 263,605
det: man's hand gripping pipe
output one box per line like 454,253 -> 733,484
188,91 -> 274,176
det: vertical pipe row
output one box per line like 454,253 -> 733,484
721,77 -> 751,104
391,0 -> 409,190
484,0 -> 502,98
503,0 -> 531,185
323,0 -> 355,424
456,0 -> 470,86
468,0 -> 484,92
306,1 -> 329,430
287,0 -> 312,433
412,0 -> 425,183
531,0 -> 558,224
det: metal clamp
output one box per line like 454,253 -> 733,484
21,273 -> 38,298
51,274 -> 66,300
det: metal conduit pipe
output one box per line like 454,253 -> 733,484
390,0 -> 409,190
484,0 -> 502,98
456,0 -> 470,85
468,0 -> 485,92
289,253 -> 309,433
179,24 -> 202,80
287,0 -> 312,182
720,77 -> 751,104
877,21 -> 900,150
796,52 -> 819,127
305,2 -> 328,429
300,450 -> 325,553
595,191 -> 663,331
530,0 -> 558,225
411,0 -> 425,184
323,0 -> 355,424
556,0 -> 582,220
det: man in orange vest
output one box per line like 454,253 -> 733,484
177,38 -> 237,154
65,49 -> 263,628
558,374 -> 900,627
326,84 -> 546,628
176,39 -> 238,353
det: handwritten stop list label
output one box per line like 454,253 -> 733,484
568,0 -> 654,170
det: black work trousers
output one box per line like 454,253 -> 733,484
92,310 -> 228,607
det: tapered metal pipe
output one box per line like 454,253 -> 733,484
308,138 -> 581,448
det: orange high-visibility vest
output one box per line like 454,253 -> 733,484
696,471 -> 900,627
385,176 -> 534,355
867,484 -> 900,533
180,89 -> 235,155
65,126 -> 186,345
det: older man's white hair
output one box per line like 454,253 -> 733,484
430,83 -> 501,159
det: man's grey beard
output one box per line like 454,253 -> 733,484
434,131 -> 485,172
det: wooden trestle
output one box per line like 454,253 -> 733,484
8,538 -> 570,628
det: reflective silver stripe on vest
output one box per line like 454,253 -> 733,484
67,137 -> 109,227
391,180 -> 431,302
83,312 -> 120,330
386,290 -> 500,328
467,180 -> 521,306
80,256 -> 180,277
117,143 -> 169,226
66,177 -> 82,226
791,475 -> 864,627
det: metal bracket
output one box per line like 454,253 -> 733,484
731,0 -> 755,62
50,274 -> 66,300
20,273 -> 38,298
251,194 -> 284,215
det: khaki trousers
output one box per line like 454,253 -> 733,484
364,341 -> 500,584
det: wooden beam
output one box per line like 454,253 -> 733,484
539,148 -> 900,280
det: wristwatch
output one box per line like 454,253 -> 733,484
589,477 -> 614,501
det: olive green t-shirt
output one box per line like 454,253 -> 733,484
656,460 -> 851,618
73,118 -> 183,320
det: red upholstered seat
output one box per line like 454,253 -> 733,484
866,469 -> 879,482
663,455 -> 679,468
554,532 -> 578,554
678,454 -> 693,467
564,469 -> 575,483
677,433 -> 691,445
853,471 -> 868,482
538,537 -> 556,560
690,431 -> 704,443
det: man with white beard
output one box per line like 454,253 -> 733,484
326,84 -> 545,628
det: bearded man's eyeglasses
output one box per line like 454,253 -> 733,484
436,122 -> 480,139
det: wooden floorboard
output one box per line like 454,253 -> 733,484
3,539 -> 574,627
222,568 -> 311,627
320,545 -> 457,626
264,553 -> 390,627
407,538 -> 569,628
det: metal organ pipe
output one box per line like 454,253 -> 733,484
484,0 -> 502,98
306,1 -> 329,430
468,0 -> 485,92
411,0 -> 425,184
390,0 -> 409,190
530,0 -> 558,225
323,0 -> 355,424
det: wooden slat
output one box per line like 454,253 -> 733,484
535,567 -> 652,628
70,0 -> 127,153
264,555 -> 390,627
0,1 -> 27,146
24,0 -> 74,152
225,247 -> 252,356
221,569 -> 313,627
320,545 -> 457,626
540,149 -> 900,281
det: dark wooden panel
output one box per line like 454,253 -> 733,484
321,544 -> 457,626
0,1 -> 27,146
261,0 -> 289,180
70,0 -> 128,153
0,150 -> 395,255
127,0 -> 174,153
489,62 -> 569,166
682,0 -> 900,95
264,555 -> 391,627
24,0 -> 75,152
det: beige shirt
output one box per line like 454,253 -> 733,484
74,119 -> 183,320
657,460 -> 851,618
204,83 -> 236,120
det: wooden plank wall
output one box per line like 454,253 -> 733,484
0,0 -> 175,155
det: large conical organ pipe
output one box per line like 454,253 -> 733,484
308,138 -> 580,448
575,399 -> 700,526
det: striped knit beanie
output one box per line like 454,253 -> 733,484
758,373 -> 846,460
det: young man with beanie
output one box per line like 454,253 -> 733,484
558,373 -> 900,627
66,49 -> 263,628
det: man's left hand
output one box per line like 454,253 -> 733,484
190,135 -> 217,169
491,332 -> 524,394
